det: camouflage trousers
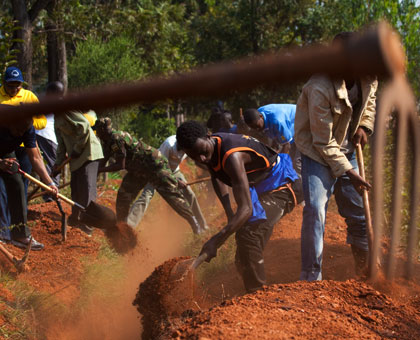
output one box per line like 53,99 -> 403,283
116,169 -> 202,234
127,171 -> 207,230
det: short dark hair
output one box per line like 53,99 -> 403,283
46,81 -> 64,95
243,108 -> 261,125
176,121 -> 207,150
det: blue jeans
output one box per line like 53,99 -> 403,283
299,153 -> 368,281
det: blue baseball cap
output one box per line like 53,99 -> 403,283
4,66 -> 24,83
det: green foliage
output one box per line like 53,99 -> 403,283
127,108 -> 177,147
68,35 -> 144,89
0,17 -> 22,79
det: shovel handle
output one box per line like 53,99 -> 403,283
355,144 -> 374,252
186,176 -> 211,186
191,252 -> 209,270
19,170 -> 83,209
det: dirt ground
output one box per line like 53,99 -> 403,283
1,173 -> 420,339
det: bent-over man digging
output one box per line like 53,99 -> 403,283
94,118 -> 204,234
176,121 -> 303,293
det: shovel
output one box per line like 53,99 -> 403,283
169,252 -> 209,282
55,199 -> 67,241
0,237 -> 32,273
27,157 -> 71,201
10,161 -> 117,230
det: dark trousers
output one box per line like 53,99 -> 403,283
0,152 -> 30,239
0,177 -> 10,226
70,160 -> 99,219
235,186 -> 296,293
15,147 -> 32,201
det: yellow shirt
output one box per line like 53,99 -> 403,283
0,85 -> 47,130
83,111 -> 96,127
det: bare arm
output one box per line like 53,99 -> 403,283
211,176 -> 234,221
26,147 -> 58,197
200,152 -> 253,261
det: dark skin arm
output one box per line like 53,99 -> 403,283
200,152 -> 253,261
211,176 -> 234,221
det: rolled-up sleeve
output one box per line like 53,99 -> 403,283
359,79 -> 378,134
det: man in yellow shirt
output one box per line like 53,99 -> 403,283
0,66 -> 47,243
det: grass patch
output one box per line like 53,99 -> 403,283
75,238 -> 126,311
0,273 -> 68,339
0,239 -> 126,339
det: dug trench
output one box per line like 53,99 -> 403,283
1,176 -> 420,339
133,201 -> 420,340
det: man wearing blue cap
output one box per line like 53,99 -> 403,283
0,66 -> 48,246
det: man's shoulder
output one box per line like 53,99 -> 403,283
112,130 -> 136,144
20,88 -> 39,103
305,74 -> 333,87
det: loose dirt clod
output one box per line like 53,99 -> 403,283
133,257 -> 199,340
104,222 -> 138,254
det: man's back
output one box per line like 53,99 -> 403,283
55,111 -> 103,171
158,135 -> 186,172
258,104 -> 296,145
105,130 -> 168,174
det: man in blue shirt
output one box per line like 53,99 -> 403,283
243,104 -> 302,185
243,104 -> 296,152
0,114 -> 58,250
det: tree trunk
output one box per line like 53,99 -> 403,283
12,0 -> 33,87
12,0 -> 52,89
47,0 -> 68,90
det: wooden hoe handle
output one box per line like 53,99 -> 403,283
20,171 -> 79,207
355,144 -> 374,253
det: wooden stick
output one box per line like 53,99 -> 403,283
20,170 -> 81,208
28,181 -> 71,201
355,144 -> 374,258
186,176 -> 211,186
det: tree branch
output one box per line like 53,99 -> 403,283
29,0 -> 52,23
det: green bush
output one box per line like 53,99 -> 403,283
68,34 -> 144,89
127,108 -> 176,148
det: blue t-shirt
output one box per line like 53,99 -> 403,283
258,104 -> 296,145
0,125 -> 37,158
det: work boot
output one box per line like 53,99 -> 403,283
351,245 -> 368,277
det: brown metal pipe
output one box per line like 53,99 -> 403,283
0,22 -> 405,125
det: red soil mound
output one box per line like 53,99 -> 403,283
161,280 -> 420,340
133,257 -> 194,340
